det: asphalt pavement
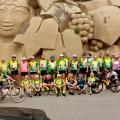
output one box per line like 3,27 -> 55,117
0,91 -> 120,120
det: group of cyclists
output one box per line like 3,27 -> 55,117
0,52 -> 120,98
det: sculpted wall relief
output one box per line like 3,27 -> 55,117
0,0 -> 120,59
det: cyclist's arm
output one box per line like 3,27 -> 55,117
66,78 -> 69,85
73,79 -> 77,86
7,75 -> 14,81
86,64 -> 89,72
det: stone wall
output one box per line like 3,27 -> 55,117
0,0 -> 120,59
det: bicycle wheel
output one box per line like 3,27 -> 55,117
7,86 -> 20,96
110,80 -> 120,92
10,87 -> 25,103
0,90 -> 3,103
91,81 -> 103,94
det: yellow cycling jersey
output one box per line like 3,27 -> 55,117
8,60 -> 19,70
39,59 -> 47,70
29,61 -> 37,66
88,77 -> 96,82
97,57 -> 103,67
79,58 -> 87,68
104,57 -> 112,62
80,58 -> 87,64
48,60 -> 56,69
21,80 -> 31,87
97,57 -> 103,62
0,62 -> 7,72
91,60 -> 99,66
64,57 -> 69,67
70,60 -> 78,70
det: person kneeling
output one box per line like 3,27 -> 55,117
66,73 -> 77,95
33,75 -> 42,96
21,75 -> 33,97
42,75 -> 54,95
77,77 -> 87,95
54,74 -> 66,97
87,72 -> 97,95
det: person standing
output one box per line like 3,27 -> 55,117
57,54 -> 67,75
0,58 -> 8,75
39,54 -> 48,80
20,57 -> 29,79
103,53 -> 112,72
7,55 -> 19,80
112,55 -> 120,79
29,56 -> 39,79
47,56 -> 57,76
70,54 -> 79,76
97,52 -> 104,73
79,53 -> 87,80
90,56 -> 100,76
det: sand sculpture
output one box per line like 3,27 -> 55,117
0,0 -> 120,59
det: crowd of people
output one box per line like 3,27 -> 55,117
0,52 -> 120,97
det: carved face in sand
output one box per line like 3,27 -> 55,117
0,0 -> 30,37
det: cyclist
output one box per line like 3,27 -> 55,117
79,53 -> 87,81
87,53 -> 93,77
29,56 -> 39,79
90,56 -> 100,76
20,58 -> 29,79
21,75 -> 33,97
57,54 -> 67,75
106,69 -> 118,82
63,53 -> 69,73
97,52 -> 104,73
70,54 -> 79,76
7,55 -> 19,80
0,58 -> 8,75
112,55 -> 120,79
54,74 -> 66,97
77,77 -> 87,95
66,73 -> 77,95
42,74 -> 54,95
33,75 -> 42,96
39,54 -> 48,79
103,53 -> 112,71
0,68 -> 14,98
47,56 -> 57,77
87,72 -> 97,95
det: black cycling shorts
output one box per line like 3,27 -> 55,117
0,81 -> 3,86
41,70 -> 47,76
21,72 -> 28,76
30,72 -> 37,75
71,70 -> 77,75
59,70 -> 66,74
11,70 -> 18,76
79,68 -> 87,74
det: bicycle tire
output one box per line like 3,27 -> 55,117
91,80 -> 103,94
110,80 -> 120,92
0,91 -> 3,103
10,87 -> 25,103
7,86 -> 20,96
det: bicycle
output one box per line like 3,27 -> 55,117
91,74 -> 120,94
0,78 -> 25,103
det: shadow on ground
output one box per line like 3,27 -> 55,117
0,107 -> 50,120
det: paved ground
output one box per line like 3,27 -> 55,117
0,91 -> 120,120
